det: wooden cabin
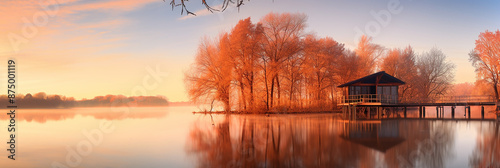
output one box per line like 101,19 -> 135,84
338,71 -> 405,104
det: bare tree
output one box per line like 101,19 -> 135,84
167,0 -> 250,15
469,30 -> 500,101
415,48 -> 455,102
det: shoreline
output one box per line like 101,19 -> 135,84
192,110 -> 343,115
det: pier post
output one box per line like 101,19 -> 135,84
378,107 -> 381,119
419,106 -> 422,118
467,106 -> 471,119
350,105 -> 354,120
436,106 -> 439,119
353,105 -> 357,121
367,107 -> 371,119
404,107 -> 407,118
481,106 -> 484,119
348,105 -> 351,120
342,106 -> 344,119
344,106 -> 347,119
451,106 -> 455,119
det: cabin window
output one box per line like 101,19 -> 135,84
391,86 -> 397,97
383,86 -> 390,95
349,86 -> 372,95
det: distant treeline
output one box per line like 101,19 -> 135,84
0,92 -> 169,108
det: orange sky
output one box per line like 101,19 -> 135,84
1,0 -> 190,101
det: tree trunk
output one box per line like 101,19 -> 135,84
276,75 -> 281,107
270,75 -> 275,109
289,79 -> 294,109
239,81 -> 247,111
249,73 -> 254,112
494,81 -> 499,102
264,64 -> 270,110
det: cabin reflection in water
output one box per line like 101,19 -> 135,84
341,121 -> 404,153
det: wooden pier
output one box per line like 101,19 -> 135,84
336,71 -> 499,121
339,94 -> 499,121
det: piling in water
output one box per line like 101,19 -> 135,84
404,107 -> 407,118
467,106 -> 471,119
451,106 -> 455,119
436,106 -> 439,118
481,106 -> 484,119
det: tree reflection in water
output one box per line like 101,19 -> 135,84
470,121 -> 500,168
186,114 -> 456,168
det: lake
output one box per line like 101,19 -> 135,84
0,106 -> 499,168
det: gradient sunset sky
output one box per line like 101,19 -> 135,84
1,0 -> 499,102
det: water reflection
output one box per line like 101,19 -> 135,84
470,122 -> 500,167
0,108 -> 167,123
187,114 -> 458,168
341,121 -> 404,153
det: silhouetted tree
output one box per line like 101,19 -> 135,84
167,0 -> 250,15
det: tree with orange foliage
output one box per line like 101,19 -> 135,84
380,46 -> 417,102
335,50 -> 361,85
469,30 -> 500,101
260,12 -> 307,110
355,35 -> 384,77
449,82 -> 474,97
185,36 -> 232,111
303,35 -> 344,108
474,79 -> 495,96
225,17 -> 264,112
470,123 -> 500,167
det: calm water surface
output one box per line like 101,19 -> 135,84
0,106 -> 499,168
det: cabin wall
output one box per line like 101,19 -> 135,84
377,86 -> 398,103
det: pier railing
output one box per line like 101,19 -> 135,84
434,95 -> 496,104
339,94 -> 398,104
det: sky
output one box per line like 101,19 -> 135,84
1,0 -> 499,102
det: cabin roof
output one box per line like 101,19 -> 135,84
337,71 -> 405,87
